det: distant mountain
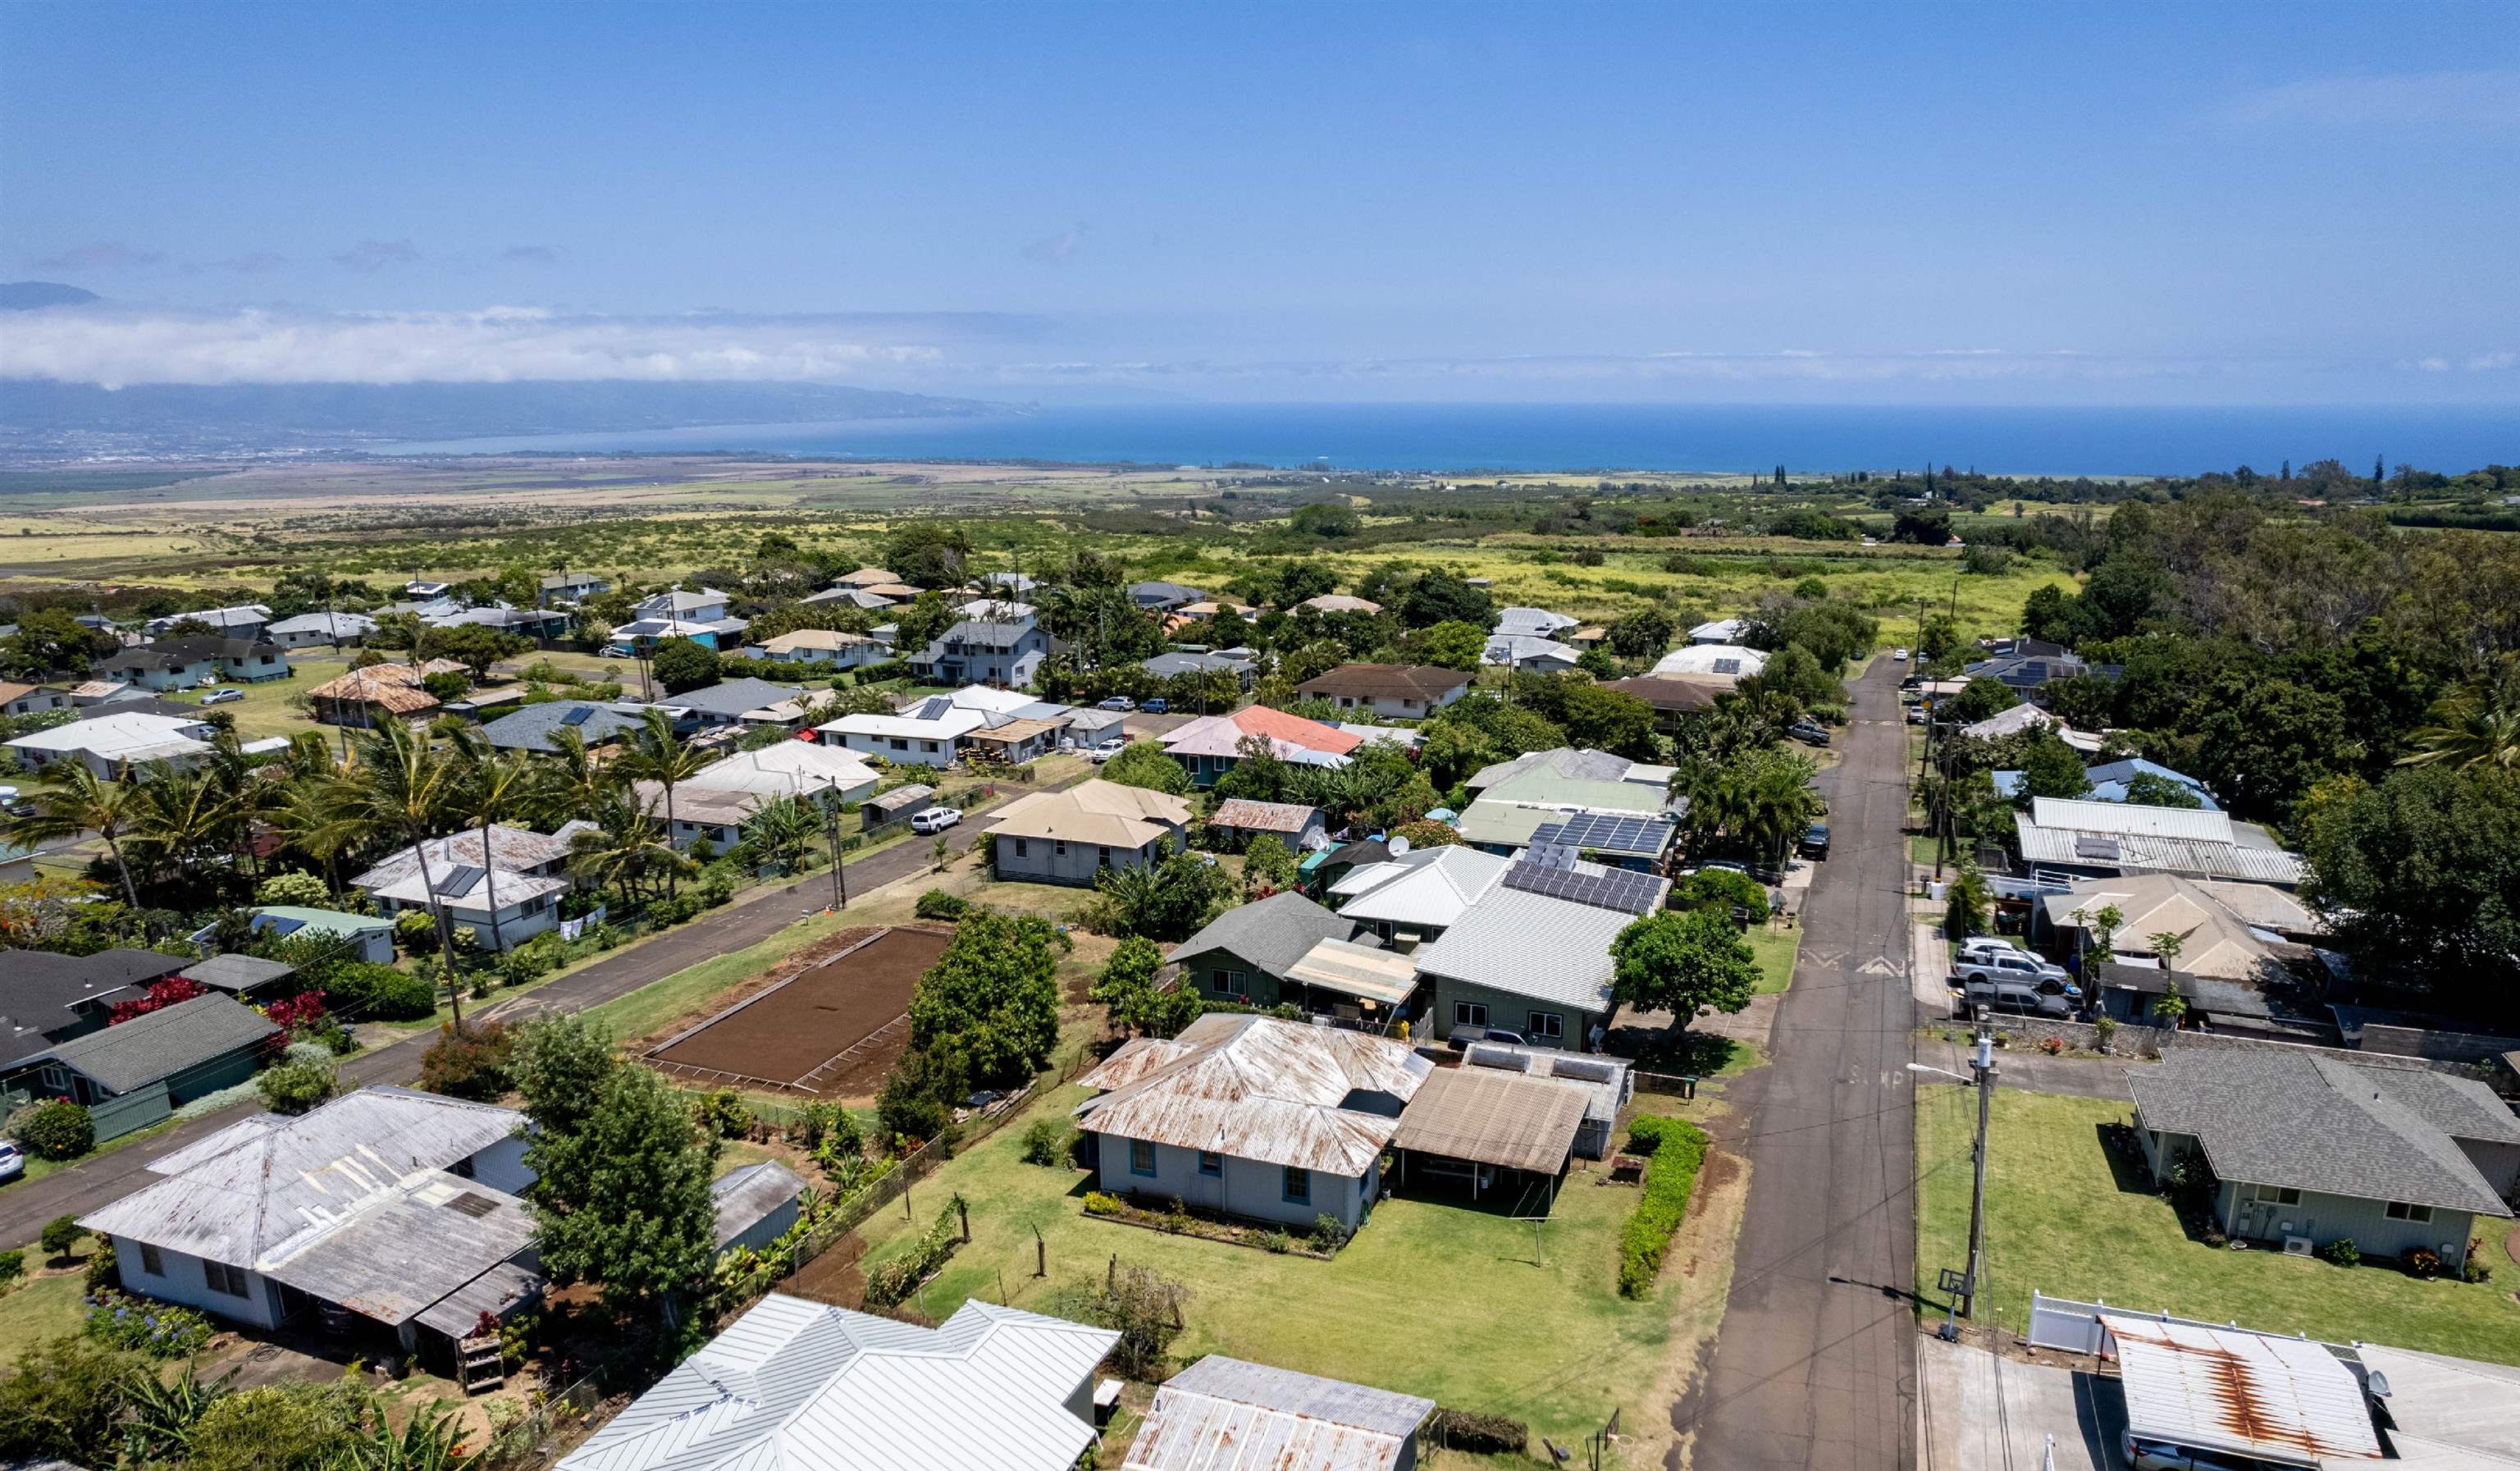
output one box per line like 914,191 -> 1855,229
0,378 -> 1012,458
0,281 -> 99,310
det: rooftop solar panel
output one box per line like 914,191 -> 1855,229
432,863 -> 484,896
1712,658 -> 1742,674
2073,835 -> 2122,861
1531,811 -> 1674,857
560,706 -> 596,726
1501,861 -> 1663,916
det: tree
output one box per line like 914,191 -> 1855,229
1608,908 -> 1759,1031
2148,930 -> 2186,970
512,1012 -> 619,1135
2399,680 -> 2520,770
614,707 -> 709,894
1100,741 -> 1190,796
1607,605 -> 1678,660
2180,675 -> 2352,820
413,623 -> 531,678
1288,501 -> 1363,539
1057,1264 -> 1190,1377
648,636 -> 720,695
2120,771 -> 2203,809
1388,818 -> 1460,849
450,729 -> 537,952
7,763 -> 144,911
1399,568 -> 1493,629
1890,505 -> 1952,544
257,1052 -> 337,1114
883,522 -> 975,587
1404,619 -> 1487,671
328,722 -> 470,1028
1089,849 -> 1233,941
907,909 -> 1064,1084
1943,864 -> 1992,939
0,1333 -> 145,1466
0,608 -> 116,678
1239,834 -> 1299,900
38,1215 -> 81,1264
734,794 -> 820,872
1090,934 -> 1199,1037
1541,679 -> 1660,760
253,870 -> 332,907
2015,733 -> 2091,806
2303,765 -> 2520,1010
1942,677 -> 2017,726
1742,644 -> 1840,714
1920,613 -> 1962,663
2042,674 -> 2116,732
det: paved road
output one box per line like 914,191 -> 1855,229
1673,661 -> 1922,1471
0,778 -> 1061,1244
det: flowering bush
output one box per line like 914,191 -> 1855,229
2036,1035 -> 2066,1056
84,1290 -> 215,1358
107,976 -> 208,1026
8,1098 -> 94,1159
262,989 -> 330,1035
2406,1248 -> 2445,1279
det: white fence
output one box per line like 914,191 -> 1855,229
2025,1291 -> 2350,1357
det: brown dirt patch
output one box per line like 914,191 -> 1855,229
782,1232 -> 867,1309
648,925 -> 950,1094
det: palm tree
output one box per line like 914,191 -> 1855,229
450,729 -> 538,953
2399,682 -> 2520,770
328,722 -> 471,1029
733,794 -> 819,874
7,762 -> 144,911
567,791 -> 690,903
532,726 -> 622,821
613,708 -> 708,896
126,764 -> 240,898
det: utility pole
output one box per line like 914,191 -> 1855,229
1963,1016 -> 1995,1318
823,779 -> 850,911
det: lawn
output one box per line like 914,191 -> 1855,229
1915,1087 -> 2520,1364
0,1254 -> 89,1365
849,1083 -> 1711,1450
1747,922 -> 1801,995
158,650 -> 359,742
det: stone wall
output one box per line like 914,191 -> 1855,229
1968,1011 -> 2477,1075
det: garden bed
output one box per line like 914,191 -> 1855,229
1080,1190 -> 1339,1259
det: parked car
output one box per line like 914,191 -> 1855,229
1892,647 -> 1910,661
1142,697 -> 1168,714
1797,823 -> 1831,860
199,688 -> 244,706
1097,696 -> 1134,711
909,806 -> 963,834
1788,720 -> 1833,747
1954,936 -> 2032,966
1086,744 -> 1119,763
0,1139 -> 21,1182
1906,707 -> 1929,725
1449,1024 -> 1527,1049
1960,977 -> 2072,1020
1954,949 -> 2080,999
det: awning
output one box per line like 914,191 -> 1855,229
415,1259 -> 547,1340
1284,938 -> 1417,1008
2103,1313 -> 2381,1469
1391,1067 -> 1586,1175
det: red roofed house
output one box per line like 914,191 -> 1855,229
1158,706 -> 1362,788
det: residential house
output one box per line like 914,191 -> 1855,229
404,580 -> 452,600
710,1160 -> 807,1255
751,628 -> 888,669
979,571 -> 1038,595
2012,797 -> 2306,887
2127,1049 -> 2520,1271
144,604 -> 271,639
1688,617 -> 1750,645
1414,860 -> 1669,1049
1143,649 -> 1257,688
1128,579 -> 1205,612
304,665 -> 441,729
1455,1040 -> 1634,1159
1163,600 -> 1258,635
1965,647 -> 2103,701
1160,706 -> 1361,787
0,682 -> 71,720
2,948 -> 194,1107
1298,836 -> 1390,897
1649,643 -> 1767,683
1524,811 -> 1677,873
609,611 -> 750,655
18,994 -> 280,1140
555,1295 -> 1118,1471
819,695 -> 989,766
1294,594 -> 1382,615
1208,797 -> 1329,852
262,611 -> 377,650
1166,893 -> 1417,1029
350,825 -> 577,952
832,564 -> 902,589
66,678 -> 135,706
7,708 -> 217,776
655,677 -> 823,731
1388,1062 -> 1593,1205
1600,674 -> 1725,734
1961,701 -> 2104,751
1455,764 -> 1676,855
911,612 -> 1055,689
1074,1013 -> 1432,1231
2038,872 -> 2315,977
859,783 -> 936,829
239,906 -> 399,965
176,953 -> 298,1000
638,742 -> 881,850
429,605 -> 571,642
1294,664 -> 1468,720
1494,606 -> 1579,638
81,1086 -> 543,1358
1060,706 -> 1130,751
987,779 -> 1190,886
797,584 -> 897,610
1994,756 -> 2218,810
1463,747 -> 1650,795
477,700 -> 650,754
1123,1356 -> 1436,1471
637,587 -> 733,623
1481,633 -> 1582,673
103,636 -> 291,689
538,571 -> 609,605
1329,845 -> 1512,948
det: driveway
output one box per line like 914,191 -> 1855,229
0,768 -> 1083,1245
1673,660 -> 1922,1471
1918,1333 -> 2126,1471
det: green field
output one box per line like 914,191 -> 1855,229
1747,923 -> 1801,995
0,1254 -> 89,1366
1916,1086 -> 2520,1363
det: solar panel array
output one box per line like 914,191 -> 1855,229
1711,657 -> 1742,674
2073,835 -> 2122,861
432,863 -> 484,897
560,705 -> 596,726
1531,811 -> 1673,857
1501,860 -> 1663,916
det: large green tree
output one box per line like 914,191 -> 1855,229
646,636 -> 721,695
2013,731 -> 2091,806
2303,765 -> 2520,1014
907,909 -> 1065,1084
1100,740 -> 1192,797
1608,907 -> 1760,1031
526,1054 -> 720,1331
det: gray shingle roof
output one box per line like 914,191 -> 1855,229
658,678 -> 805,719
477,700 -> 649,752
1413,889 -> 1635,1014
2127,1049 -> 2519,1217
39,993 -> 280,1095
1165,892 -> 1367,980
179,953 -> 298,994
1144,651 -> 1254,678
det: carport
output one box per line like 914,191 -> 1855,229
1390,1066 -> 1586,1213
2102,1313 -> 2381,1471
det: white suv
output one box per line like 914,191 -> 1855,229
909,806 -> 962,834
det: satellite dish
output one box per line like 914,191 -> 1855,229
1388,835 -> 1413,857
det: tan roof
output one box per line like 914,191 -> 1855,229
1601,674 -> 1726,712
0,682 -> 41,705
862,582 -> 925,601
962,715 -> 1062,747
1390,1066 -> 1586,1174
988,779 -> 1190,847
1294,664 -> 1466,701
1296,595 -> 1383,614
1283,938 -> 1417,1007
760,628 -> 878,655
835,565 -> 900,587
1075,1013 -> 1432,1176
306,666 -> 441,716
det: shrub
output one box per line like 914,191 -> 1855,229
1428,1408 -> 1529,1456
394,910 -> 440,954
1617,1115 -> 1710,1297
83,1239 -> 117,1292
862,1201 -> 967,1308
1623,1115 -> 1688,1157
1255,1229 -> 1292,1254
497,941 -> 559,988
321,962 -> 437,1021
1673,869 -> 1769,925
2092,1015 -> 2119,1052
2406,1248 -> 2444,1279
0,1249 -> 22,1285
257,1055 -> 336,1115
9,1099 -> 94,1160
2036,1035 -> 2066,1056
2317,1237 -> 2360,1268
801,1100 -> 863,1159
914,889 -> 969,921
84,1291 -> 214,1359
418,1020 -> 518,1101
1020,1117 -> 1072,1167
2461,1245 -> 2493,1285
693,1088 -> 753,1139
39,1217 -> 82,1262
1310,1213 -> 1352,1252
1083,1191 -> 1123,1216
253,870 -> 333,908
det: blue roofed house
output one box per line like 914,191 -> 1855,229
1993,756 -> 2219,810
911,611 -> 1056,689
608,588 -> 748,654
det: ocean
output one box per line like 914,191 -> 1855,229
372,401 -> 2518,478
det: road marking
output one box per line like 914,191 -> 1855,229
1856,955 -> 1906,977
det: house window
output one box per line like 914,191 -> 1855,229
2254,1184 -> 2301,1206
1098,846 -> 1112,867
1129,1139 -> 1157,1177
1014,838 -> 1029,858
921,741 -> 940,753
890,738 -> 909,751
203,1260 -> 250,1298
2385,1201 -> 2434,1222
1055,840 -> 1068,857
1198,1151 -> 1222,1178
1213,969 -> 1247,998
1453,1001 -> 1489,1029
139,1242 -> 164,1276
1527,1011 -> 1565,1040
1282,1167 -> 1311,1204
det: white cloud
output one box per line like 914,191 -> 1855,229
2229,70 -> 2520,131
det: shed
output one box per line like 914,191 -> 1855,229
862,783 -> 937,826
1390,1065 -> 1586,1206
1124,1355 -> 1436,1471
712,1160 -> 808,1254
2102,1313 -> 2382,1469
1463,1044 -> 1633,1158
178,953 -> 298,998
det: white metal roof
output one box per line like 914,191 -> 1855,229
7,710 -> 213,761
819,705 -> 990,741
1125,1355 -> 1435,1471
2029,797 -> 2237,843
1413,886 -> 1645,1014
1651,643 -> 1769,678
1331,846 -> 1511,930
2103,1313 -> 2382,1468
558,1295 -> 1117,1471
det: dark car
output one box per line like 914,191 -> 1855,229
1788,721 -> 1833,747
1960,978 -> 2072,1020
1797,823 -> 1831,860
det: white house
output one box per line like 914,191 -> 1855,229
911,612 -> 1054,688
751,628 -> 888,669
1074,1014 -> 1432,1231
1494,606 -> 1580,638
263,611 -> 378,650
143,604 -> 271,639
637,742 -> 881,850
1688,617 -> 1750,645
7,709 -> 217,776
987,779 -> 1191,886
819,688 -> 1066,767
1481,633 -> 1582,672
1650,642 -> 1768,683
1125,1356 -> 1436,1471
80,1087 -> 542,1356
559,1295 -> 1118,1471
539,571 -> 609,605
349,825 -> 577,952
1290,665 -> 1469,721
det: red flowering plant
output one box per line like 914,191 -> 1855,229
262,989 -> 331,1037
105,976 -> 208,1026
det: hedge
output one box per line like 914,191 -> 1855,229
1618,1115 -> 1710,1297
862,1197 -> 967,1308
1427,1408 -> 1527,1455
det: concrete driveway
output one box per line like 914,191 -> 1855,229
1919,1333 -> 2128,1471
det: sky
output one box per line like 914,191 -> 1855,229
2,1 -> 2516,405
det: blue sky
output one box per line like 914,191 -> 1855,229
2,2 -> 2514,404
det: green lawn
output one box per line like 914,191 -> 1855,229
851,1085 -> 1701,1447
0,1258 -> 89,1364
1747,923 -> 1801,995
1916,1087 -> 2520,1364
160,650 -> 358,742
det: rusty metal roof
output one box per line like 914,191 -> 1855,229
1391,1066 -> 1587,1175
1073,1014 -> 1431,1177
1124,1355 -> 1433,1471
2104,1313 -> 2383,1468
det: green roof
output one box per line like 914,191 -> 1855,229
254,905 -> 395,934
